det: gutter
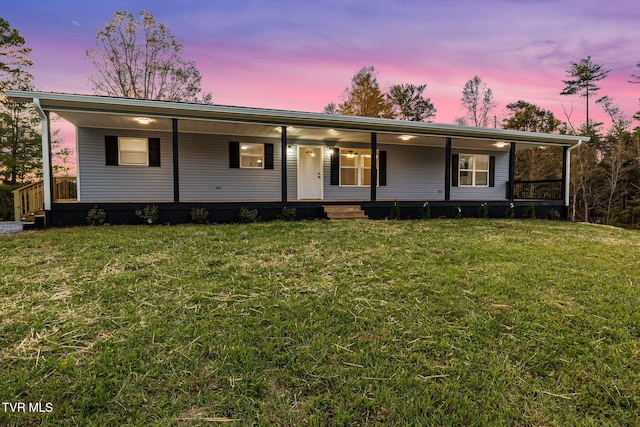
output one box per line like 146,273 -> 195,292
564,139 -> 584,209
33,98 -> 52,213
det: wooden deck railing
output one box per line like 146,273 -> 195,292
53,176 -> 77,201
513,179 -> 563,200
12,177 -> 77,220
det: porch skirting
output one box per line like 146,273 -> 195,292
49,200 -> 566,227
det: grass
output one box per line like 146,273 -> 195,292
1,219 -> 639,425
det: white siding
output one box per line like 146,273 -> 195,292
78,128 -> 173,202
450,150 -> 509,201
179,133 -> 281,201
77,127 -> 509,203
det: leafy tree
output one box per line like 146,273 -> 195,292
0,19 -> 41,185
0,17 -> 33,83
458,76 -> 496,127
337,66 -> 394,118
502,100 -> 564,181
503,100 -> 562,133
596,96 -> 632,144
387,83 -> 436,121
86,10 -> 211,102
322,102 -> 338,114
560,55 -> 610,129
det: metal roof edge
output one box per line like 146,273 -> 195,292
6,90 -> 587,145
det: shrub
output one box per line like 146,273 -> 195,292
238,207 -> 259,223
135,205 -> 159,224
0,184 -> 19,221
526,202 -> 536,219
478,202 -> 489,219
87,206 -> 106,226
421,201 -> 431,219
505,202 -> 515,219
191,207 -> 209,224
390,200 -> 400,220
277,206 -> 297,221
547,208 -> 561,221
453,204 -> 462,219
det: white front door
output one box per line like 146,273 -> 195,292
297,146 -> 323,199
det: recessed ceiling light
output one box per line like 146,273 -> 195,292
241,145 -> 248,150
400,135 -> 413,141
135,117 -> 151,124
495,142 -> 507,148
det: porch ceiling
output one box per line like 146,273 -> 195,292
56,110 -> 512,151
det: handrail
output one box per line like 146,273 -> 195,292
13,181 -> 44,220
12,176 -> 77,220
513,179 -> 563,200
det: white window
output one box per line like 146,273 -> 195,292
119,137 -> 148,165
340,148 -> 378,186
459,154 -> 489,187
240,143 -> 264,168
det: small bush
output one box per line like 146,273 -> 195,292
135,205 -> 159,224
547,208 -> 561,221
453,204 -> 462,219
478,202 -> 489,219
505,202 -> 515,219
278,206 -> 297,221
238,207 -> 259,223
191,207 -> 209,224
87,206 -> 106,226
390,200 -> 400,220
421,201 -> 431,219
526,202 -> 536,219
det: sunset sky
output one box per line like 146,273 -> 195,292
4,0 -> 640,134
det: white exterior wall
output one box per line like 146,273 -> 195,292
450,149 -> 509,201
77,127 -> 509,202
179,133 -> 281,201
77,128 -> 173,202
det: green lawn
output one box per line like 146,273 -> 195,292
1,219 -> 639,425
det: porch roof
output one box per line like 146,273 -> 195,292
6,90 -> 586,147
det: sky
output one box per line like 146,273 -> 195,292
3,0 -> 640,144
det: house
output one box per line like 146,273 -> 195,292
6,90 -> 586,226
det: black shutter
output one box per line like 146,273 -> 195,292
148,138 -> 161,167
451,154 -> 459,187
378,150 -> 387,186
105,135 -> 118,166
489,156 -> 496,187
330,148 -> 339,185
229,141 -> 240,168
264,143 -> 274,169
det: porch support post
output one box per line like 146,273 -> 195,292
34,98 -> 52,212
281,126 -> 287,203
444,137 -> 452,201
562,147 -> 569,219
508,142 -> 516,200
370,132 -> 377,202
172,118 -> 179,202
564,140 -> 584,219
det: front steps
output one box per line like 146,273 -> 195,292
322,205 -> 368,220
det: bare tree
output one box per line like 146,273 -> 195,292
459,76 -> 496,127
86,10 -> 211,103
